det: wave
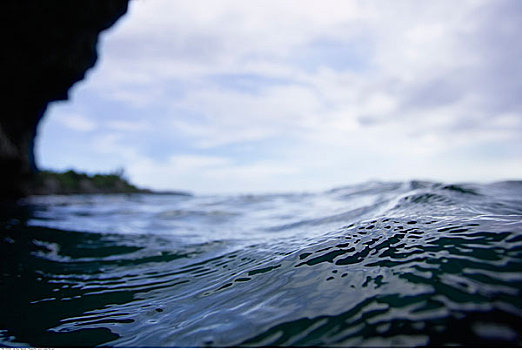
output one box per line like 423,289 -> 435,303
1,181 -> 521,346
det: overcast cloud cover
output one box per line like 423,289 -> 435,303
36,0 -> 522,193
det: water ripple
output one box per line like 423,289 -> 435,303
1,181 -> 521,346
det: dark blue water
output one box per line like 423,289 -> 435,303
1,181 -> 521,347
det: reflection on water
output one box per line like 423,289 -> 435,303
1,181 -> 521,346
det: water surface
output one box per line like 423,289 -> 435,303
1,181 -> 521,346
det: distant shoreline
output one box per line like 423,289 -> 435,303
29,169 -> 191,196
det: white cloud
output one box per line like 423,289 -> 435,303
125,154 -> 301,193
38,0 -> 522,193
52,113 -> 97,132
106,120 -> 151,132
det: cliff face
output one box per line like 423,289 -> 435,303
0,0 -> 130,199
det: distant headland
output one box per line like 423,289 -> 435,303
29,168 -> 191,196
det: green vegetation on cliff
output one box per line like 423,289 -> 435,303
30,168 -> 148,195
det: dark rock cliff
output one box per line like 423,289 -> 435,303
0,0 -> 130,199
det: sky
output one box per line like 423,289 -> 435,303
36,0 -> 522,194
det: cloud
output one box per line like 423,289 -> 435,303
124,153 -> 301,193
38,0 -> 522,192
52,113 -> 97,132
106,120 -> 151,132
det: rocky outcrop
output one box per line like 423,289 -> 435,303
28,169 -> 192,196
0,0 -> 130,199
30,169 -> 146,195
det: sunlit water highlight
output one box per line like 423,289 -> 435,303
1,181 -> 521,346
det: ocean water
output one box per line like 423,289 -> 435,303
1,180 -> 521,347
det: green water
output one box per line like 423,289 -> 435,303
1,181 -> 521,346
